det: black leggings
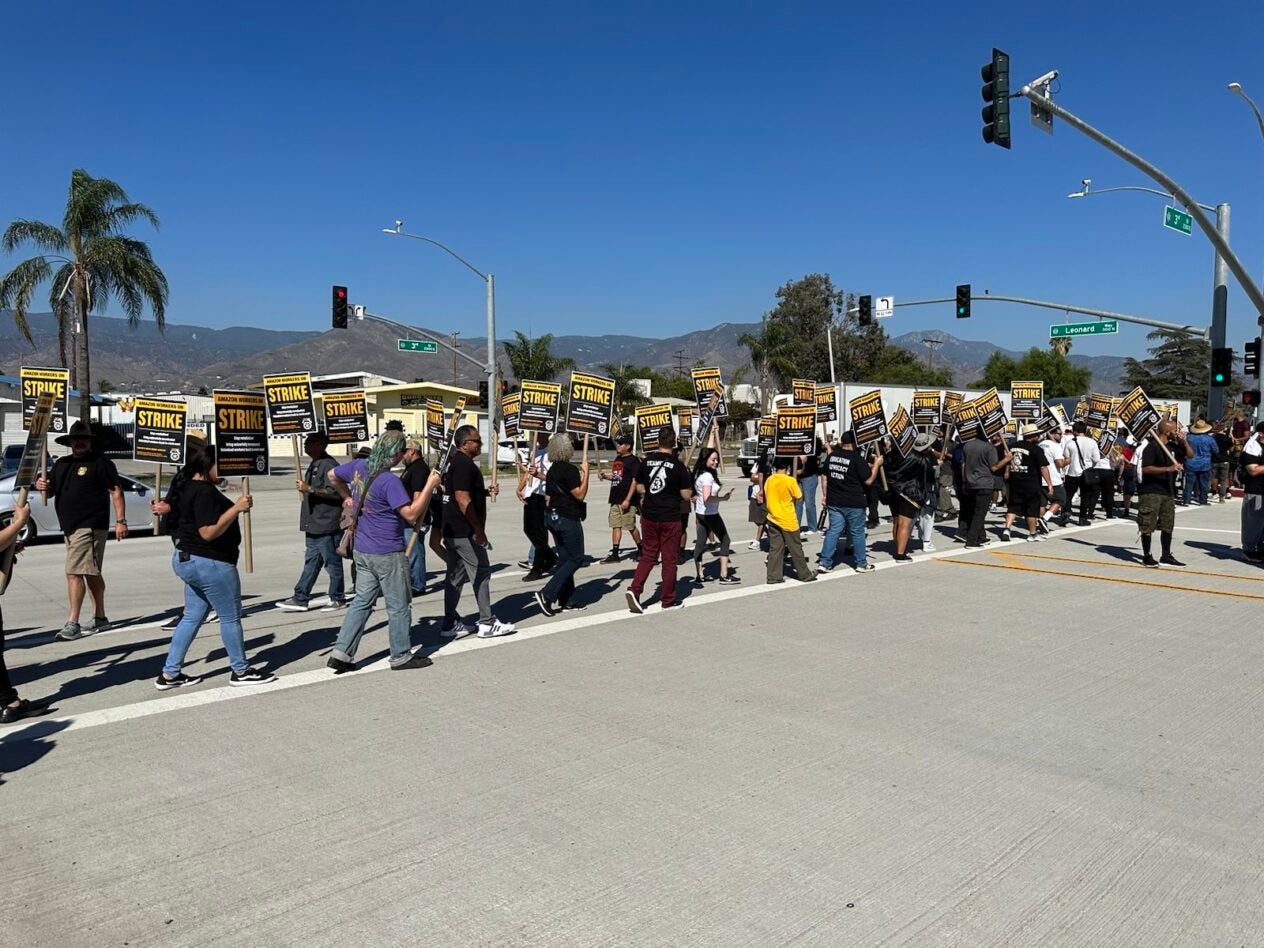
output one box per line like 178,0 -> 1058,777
0,610 -> 14,705
692,513 -> 731,561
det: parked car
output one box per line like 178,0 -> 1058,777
496,440 -> 531,467
737,436 -> 760,477
1,444 -> 54,477
0,472 -> 157,544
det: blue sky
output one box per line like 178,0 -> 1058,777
3,0 -> 1263,360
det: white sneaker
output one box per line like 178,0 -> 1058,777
1025,535 -> 1038,543
439,620 -> 474,638
308,595 -> 332,608
477,618 -> 517,638
1034,534 -> 1048,542
747,540 -> 759,550
922,543 -> 936,552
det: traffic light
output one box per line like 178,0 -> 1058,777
332,285 -> 348,329
1243,390 -> 1261,407
981,49 -> 1011,149
1211,347 -> 1233,387
857,295 -> 873,327
500,379 -> 509,397
1245,339 -> 1260,377
955,284 -> 971,318
477,380 -> 489,408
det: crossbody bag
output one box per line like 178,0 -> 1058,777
336,470 -> 386,559
1072,438 -> 1103,487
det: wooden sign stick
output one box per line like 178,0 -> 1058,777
241,477 -> 254,574
152,465 -> 163,533
39,451 -> 47,507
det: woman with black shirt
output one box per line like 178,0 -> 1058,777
888,436 -> 938,562
534,434 -> 590,616
156,444 -> 275,690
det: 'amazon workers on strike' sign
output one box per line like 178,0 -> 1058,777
133,397 -> 188,465
848,390 -> 887,445
635,403 -> 673,450
912,390 -> 942,429
20,365 -> 70,434
213,390 -> 269,476
519,380 -> 561,433
501,393 -> 521,439
774,405 -> 816,457
690,367 -> 728,417
263,372 -> 318,436
564,372 -> 615,437
1009,381 -> 1044,421
322,391 -> 369,444
814,385 -> 837,424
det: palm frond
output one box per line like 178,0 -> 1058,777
0,256 -> 54,342
103,202 -> 160,234
2,219 -> 68,254
64,170 -> 129,240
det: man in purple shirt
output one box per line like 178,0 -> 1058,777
326,430 -> 440,672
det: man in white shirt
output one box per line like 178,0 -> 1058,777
1039,427 -> 1071,529
1062,421 -> 1102,526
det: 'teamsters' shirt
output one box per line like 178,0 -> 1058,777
635,451 -> 691,522
1007,440 -> 1049,493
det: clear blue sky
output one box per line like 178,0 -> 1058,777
3,0 -> 1263,359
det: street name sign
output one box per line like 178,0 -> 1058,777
398,339 -> 439,353
1050,320 -> 1118,339
1164,205 -> 1193,236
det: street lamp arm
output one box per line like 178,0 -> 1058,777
362,310 -> 488,372
1070,184 -> 1216,212
382,228 -> 488,282
1228,84 -> 1264,140
893,294 -> 1207,337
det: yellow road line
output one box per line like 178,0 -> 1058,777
935,554 -> 1264,602
1001,551 -> 1264,584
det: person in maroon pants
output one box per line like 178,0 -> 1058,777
626,427 -> 694,614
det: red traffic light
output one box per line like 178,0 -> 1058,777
335,288 -> 346,299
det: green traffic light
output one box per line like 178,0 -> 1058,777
1215,373 -> 1226,383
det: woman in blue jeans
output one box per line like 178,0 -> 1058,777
533,434 -> 590,616
794,438 -> 824,534
157,444 -> 276,690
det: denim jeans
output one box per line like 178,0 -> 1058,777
1183,468 -> 1210,505
403,525 -> 427,591
542,511 -> 585,606
332,551 -> 414,665
163,552 -> 249,676
820,506 -> 868,568
796,475 -> 819,531
293,532 -> 345,604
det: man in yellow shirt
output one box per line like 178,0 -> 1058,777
763,457 -> 816,584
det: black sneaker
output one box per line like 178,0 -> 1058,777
999,530 -> 1012,542
155,671 -> 201,691
533,591 -> 557,617
326,656 -> 357,674
560,602 -> 587,612
1036,518 -> 1050,535
516,559 -> 533,570
1159,555 -> 1186,568
1142,556 -> 1160,568
598,552 -> 622,564
522,570 -> 544,582
892,553 -> 913,562
229,667 -> 277,687
625,590 -> 644,614
391,652 -> 433,670
718,574 -> 742,584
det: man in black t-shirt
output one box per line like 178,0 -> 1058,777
399,438 -> 433,595
1137,420 -> 1189,568
35,420 -> 126,641
598,435 -> 642,563
819,431 -> 882,572
626,426 -> 693,613
1239,422 -> 1264,559
441,425 -> 515,638
1000,425 -> 1053,541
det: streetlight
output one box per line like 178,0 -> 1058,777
1066,179 -> 1230,418
1228,82 -> 1264,415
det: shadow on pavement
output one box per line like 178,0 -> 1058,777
0,719 -> 69,784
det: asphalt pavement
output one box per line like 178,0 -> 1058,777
1,483 -> 1261,946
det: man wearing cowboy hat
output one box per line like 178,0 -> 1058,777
34,420 -> 127,640
1182,418 -> 1217,506
999,424 -> 1053,542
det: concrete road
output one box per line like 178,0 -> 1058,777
1,484 -> 1261,946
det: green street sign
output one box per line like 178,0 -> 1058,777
1049,320 -> 1119,339
1164,205 -> 1193,236
397,339 -> 439,353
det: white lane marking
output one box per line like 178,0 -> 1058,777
1173,526 -> 1240,534
0,505 -> 1212,742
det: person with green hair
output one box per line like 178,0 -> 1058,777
326,430 -> 441,672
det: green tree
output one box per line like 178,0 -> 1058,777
973,347 -> 1091,397
1121,329 -> 1236,417
600,362 -> 651,418
738,318 -> 798,409
503,331 -> 575,383
1,169 -> 168,421
97,378 -> 114,393
868,347 -> 955,386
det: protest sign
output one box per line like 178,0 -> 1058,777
676,407 -> 695,447
888,405 -> 917,459
848,390 -> 888,445
973,387 -> 1008,438
635,403 -> 673,450
690,367 -> 728,417
757,415 -> 776,453
425,399 -> 445,447
322,391 -> 369,444
0,393 -> 54,595
262,372 -> 318,436
501,392 -> 521,439
564,372 -> 616,437
435,396 -> 468,469
912,390 -> 943,429
1158,402 -> 1180,421
814,385 -> 838,424
1035,402 -> 1058,434
20,365 -> 70,435
954,398 -> 982,439
1095,428 -> 1117,455
791,378 -> 816,406
1049,403 -> 1071,430
519,380 -> 561,433
1085,393 -> 1112,430
1117,387 -> 1163,443
1009,380 -> 1044,421
213,390 -> 269,476
775,404 -> 816,457
693,383 -> 725,454
133,397 -> 188,465
1073,397 -> 1087,423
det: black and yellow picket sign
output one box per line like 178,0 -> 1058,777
564,371 -> 615,437
262,372 -> 318,436
775,404 -> 817,457
501,393 -> 521,439
425,398 -> 445,447
970,387 -> 1008,438
213,390 -> 269,476
944,391 -> 964,422
814,385 -> 838,424
1049,403 -> 1070,430
519,380 -> 561,433
635,403 -> 673,450
133,397 -> 188,465
1085,393 -> 1113,431
20,365 -> 70,434
758,415 -> 776,453
912,390 -> 942,428
322,390 -> 369,444
676,407 -> 695,447
1009,380 -> 1044,421
954,397 -> 982,438
690,367 -> 728,417
848,390 -> 888,445
791,378 -> 816,406
1118,386 -> 1162,442
888,405 -> 916,458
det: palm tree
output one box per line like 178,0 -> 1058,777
503,330 -> 575,383
1050,336 -> 1073,357
738,318 -> 797,412
1,169 -> 168,421
599,362 -> 651,418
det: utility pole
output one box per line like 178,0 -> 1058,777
673,349 -> 688,379
921,337 -> 944,370
451,330 -> 460,385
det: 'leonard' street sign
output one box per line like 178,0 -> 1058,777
1050,320 -> 1118,339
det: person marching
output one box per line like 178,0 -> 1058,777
1136,419 -> 1188,568
1038,426 -> 1069,528
999,424 -> 1053,542
441,425 -> 517,638
1063,421 -> 1102,525
151,433 -> 218,632
35,420 -> 127,641
533,433 -> 591,616
818,430 -> 882,573
1183,419 -> 1217,506
278,431 -> 346,612
156,444 -> 276,689
399,436 -> 433,596
962,428 -> 1011,548
597,434 -> 641,563
517,432 -> 555,581
0,502 -> 49,722
763,456 -> 815,583
888,434 -> 937,561
626,426 -> 693,613
326,430 -> 441,671
1239,422 -> 1264,561
689,446 -> 738,585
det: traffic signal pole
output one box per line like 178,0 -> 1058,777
890,293 -> 1205,336
1210,203 -> 1230,419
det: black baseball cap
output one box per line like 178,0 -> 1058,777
615,434 -> 633,446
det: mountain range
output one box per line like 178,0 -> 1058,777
0,312 -> 1128,394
